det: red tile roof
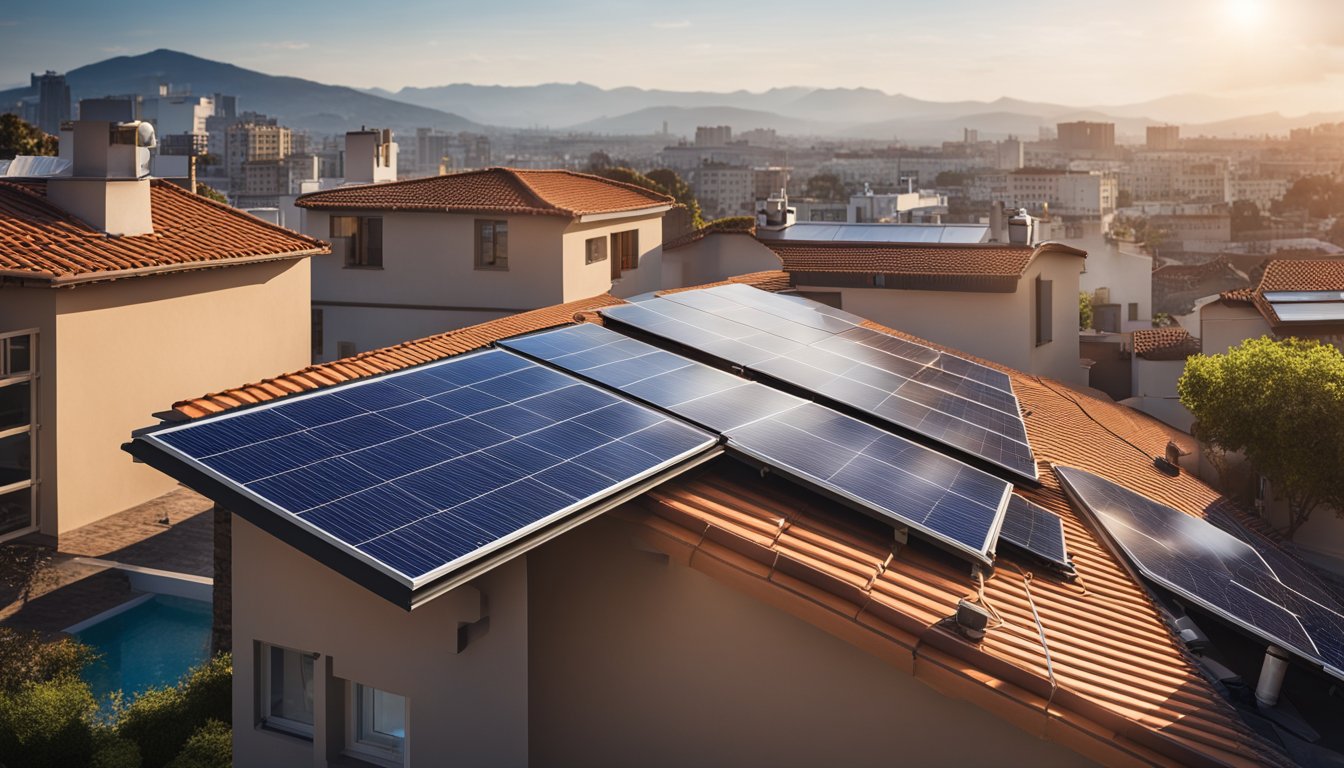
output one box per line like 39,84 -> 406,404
1218,258 -> 1344,327
163,273 -> 1293,766
0,179 -> 328,285
1132,327 -> 1202,360
295,168 -> 673,217
766,241 -> 1085,277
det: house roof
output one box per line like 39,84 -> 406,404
1218,258 -> 1344,328
662,217 -> 757,251
157,273 -> 1301,767
765,241 -> 1086,278
1132,327 -> 1202,360
295,167 -> 674,217
0,179 -> 329,285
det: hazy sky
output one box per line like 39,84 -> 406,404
1,0 -> 1341,114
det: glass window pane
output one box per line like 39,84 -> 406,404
268,646 -> 314,725
0,432 -> 31,488
370,688 -> 405,739
5,336 -> 31,376
0,487 -> 32,536
495,222 -> 508,267
0,380 -> 31,433
362,218 -> 383,267
330,216 -> 357,238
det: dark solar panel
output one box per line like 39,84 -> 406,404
600,286 -> 1035,480
145,348 -> 717,586
1055,465 -> 1344,679
998,495 -> 1073,574
502,324 -> 1013,562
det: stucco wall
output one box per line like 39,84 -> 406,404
561,213 -> 665,300
1027,253 -> 1086,385
528,516 -> 1094,768
231,516 -> 529,768
662,233 -> 781,289
314,304 -> 512,361
46,261 -> 310,534
1199,302 -> 1272,356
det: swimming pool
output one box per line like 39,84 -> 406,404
74,593 -> 212,709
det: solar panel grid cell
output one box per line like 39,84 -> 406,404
998,495 -> 1071,571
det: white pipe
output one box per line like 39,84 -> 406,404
1255,645 -> 1290,707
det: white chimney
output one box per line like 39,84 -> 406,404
1008,208 -> 1036,246
756,189 -> 795,231
47,120 -> 156,236
344,128 -> 397,184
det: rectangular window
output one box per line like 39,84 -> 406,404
1128,302 -> 1139,322
612,230 -> 639,277
259,643 -> 315,738
0,329 -> 36,540
347,683 -> 406,767
475,220 -> 508,270
1035,276 -> 1053,346
311,309 -> 324,360
584,236 -> 607,265
333,216 -> 383,268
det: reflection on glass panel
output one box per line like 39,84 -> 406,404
0,381 -> 31,433
0,432 -> 31,488
4,335 -> 31,376
0,487 -> 31,535
371,688 -> 406,739
268,646 -> 314,727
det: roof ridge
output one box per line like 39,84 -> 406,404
499,167 -> 583,216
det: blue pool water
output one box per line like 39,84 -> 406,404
76,594 -> 212,709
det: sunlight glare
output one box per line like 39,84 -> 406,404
1225,0 -> 1267,28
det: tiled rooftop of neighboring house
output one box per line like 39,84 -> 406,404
295,167 -> 674,217
159,273 -> 1301,767
763,241 -> 1085,288
1219,258 -> 1344,327
1132,327 -> 1202,360
0,179 -> 328,285
661,217 -> 757,251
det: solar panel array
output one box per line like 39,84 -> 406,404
1055,465 -> 1344,678
998,495 -> 1073,574
143,349 -> 717,586
600,284 -> 1037,480
1262,289 -> 1344,324
501,323 -> 1013,562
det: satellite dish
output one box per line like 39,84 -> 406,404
136,121 -> 157,149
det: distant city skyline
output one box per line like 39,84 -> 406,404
1,0 -> 1340,116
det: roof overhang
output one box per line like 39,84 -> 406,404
577,204 -> 673,223
0,247 -> 329,288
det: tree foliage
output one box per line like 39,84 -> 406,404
1271,175 -> 1344,219
193,183 -> 228,205
1229,199 -> 1265,234
590,166 -> 704,228
804,172 -> 848,202
0,114 -> 59,160
1179,336 -> 1344,537
116,653 -> 231,768
1079,291 -> 1093,331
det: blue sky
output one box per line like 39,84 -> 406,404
1,0 -> 1340,113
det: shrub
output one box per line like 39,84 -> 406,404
0,677 -> 97,768
116,653 -> 231,768
90,733 -> 143,768
166,720 -> 230,768
0,627 -> 97,693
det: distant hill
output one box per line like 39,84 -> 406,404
567,105 -> 829,137
0,49 -> 483,134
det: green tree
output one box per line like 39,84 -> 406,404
1079,291 -> 1093,331
194,183 -> 228,205
1229,199 -> 1264,234
1272,175 -> 1344,219
1116,189 -> 1133,208
804,172 -> 848,202
1179,337 -> 1344,538
0,114 -> 59,159
645,168 -> 703,227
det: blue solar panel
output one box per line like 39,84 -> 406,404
1055,465 -> 1344,679
502,324 -> 1013,562
998,495 -> 1073,574
599,286 -> 1035,480
144,348 -> 717,587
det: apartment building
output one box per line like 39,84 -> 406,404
1120,153 -> 1232,203
971,169 -> 1116,217
1056,120 -> 1115,151
691,164 -> 754,219
297,168 -> 674,360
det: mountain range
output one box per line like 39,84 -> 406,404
4,50 -> 1340,142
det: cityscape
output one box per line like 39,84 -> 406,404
2,2 -> 1343,767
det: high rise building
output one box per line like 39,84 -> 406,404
1056,121 -> 1115,152
30,71 -> 70,134
1146,125 -> 1180,151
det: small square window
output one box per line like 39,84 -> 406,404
259,643 -> 315,738
585,236 -> 607,265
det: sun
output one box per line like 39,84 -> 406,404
1224,0 -> 1267,28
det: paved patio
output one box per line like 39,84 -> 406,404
0,487 -> 214,637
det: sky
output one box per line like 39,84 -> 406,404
1,0 -> 1342,115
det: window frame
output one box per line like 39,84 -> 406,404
333,215 -> 384,269
257,642 -> 316,740
0,329 -> 38,543
1035,276 -> 1053,346
475,219 -> 509,271
345,682 -> 406,767
584,235 -> 607,265
611,229 -> 639,279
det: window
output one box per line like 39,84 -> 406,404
331,215 -> 383,268
611,229 -> 639,279
1128,302 -> 1139,322
475,220 -> 508,270
259,643 -> 315,738
1035,276 -> 1053,346
311,309 -> 324,360
584,236 -> 607,265
347,683 -> 406,767
0,330 -> 36,540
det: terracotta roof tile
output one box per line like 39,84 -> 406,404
295,167 -> 672,217
655,269 -> 793,295
0,179 -> 328,285
1132,328 -> 1202,360
1217,258 -> 1344,327
766,240 -> 1085,277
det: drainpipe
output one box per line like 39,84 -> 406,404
1254,645 -> 1290,707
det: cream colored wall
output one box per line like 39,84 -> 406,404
232,515 -> 529,768
314,304 -> 511,361
1199,302 -> 1272,355
49,261 -> 311,534
0,288 -> 57,536
561,213 -> 665,300
1026,253 -> 1087,385
528,516 -> 1094,768
662,233 -> 781,289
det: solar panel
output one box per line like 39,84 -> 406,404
502,324 -> 1013,563
1055,465 -> 1344,679
140,348 -> 717,588
600,286 -> 1036,480
1270,302 -> 1344,323
997,495 -> 1073,575
1263,291 -> 1344,303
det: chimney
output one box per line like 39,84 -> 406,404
756,189 -> 796,231
344,128 -> 397,184
47,120 -> 156,236
989,201 -> 1008,242
1008,208 -> 1036,246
